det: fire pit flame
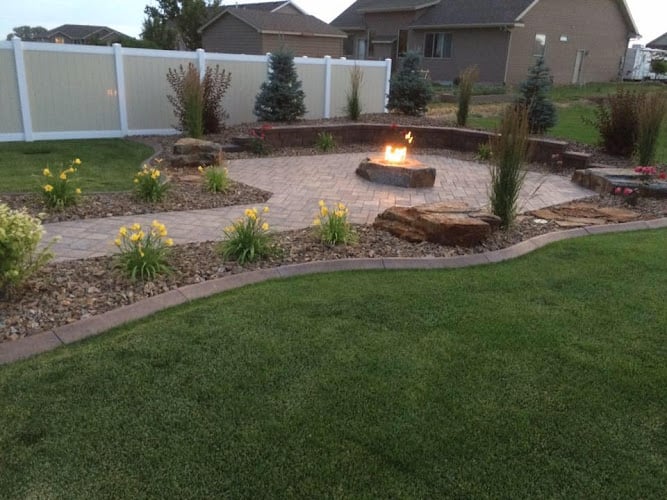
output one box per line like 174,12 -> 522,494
384,145 -> 407,164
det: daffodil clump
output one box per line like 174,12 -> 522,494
40,158 -> 82,210
198,164 -> 229,193
219,206 -> 273,264
114,220 -> 174,280
0,203 -> 54,298
134,164 -> 169,203
313,200 -> 356,245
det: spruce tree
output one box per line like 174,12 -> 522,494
254,50 -> 306,122
517,57 -> 557,134
387,52 -> 433,116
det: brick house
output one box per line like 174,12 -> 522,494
331,0 -> 639,84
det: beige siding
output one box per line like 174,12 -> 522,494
0,48 -> 23,134
261,34 -> 343,58
124,55 -> 195,131
207,56 -> 268,123
506,0 -> 631,84
24,50 -> 119,132
202,16 -> 262,54
409,28 -> 510,83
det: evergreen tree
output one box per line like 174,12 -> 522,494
254,50 -> 306,122
141,0 -> 220,50
517,57 -> 557,134
387,52 -> 433,116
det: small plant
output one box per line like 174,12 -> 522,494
591,89 -> 643,157
651,57 -> 667,76
315,131 -> 336,152
0,204 -> 54,298
313,200 -> 356,245
476,142 -> 492,161
254,50 -> 306,122
198,164 -> 229,193
40,158 -> 82,210
220,207 -> 273,264
612,186 -> 639,206
345,65 -> 364,121
634,165 -> 666,183
247,125 -> 272,156
167,62 -> 232,136
489,104 -> 530,227
637,93 -> 667,166
114,221 -> 173,280
387,52 -> 433,116
516,57 -> 557,134
456,65 -> 479,127
133,163 -> 170,203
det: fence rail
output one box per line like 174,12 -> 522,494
0,39 -> 392,143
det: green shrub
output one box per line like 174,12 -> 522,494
316,132 -> 336,152
591,89 -> 643,157
40,159 -> 82,210
516,57 -> 557,134
637,93 -> 667,165
476,142 -> 492,161
133,164 -> 170,203
313,200 -> 356,245
0,204 -> 54,298
167,63 -> 232,136
489,105 -> 530,227
114,221 -> 173,281
247,125 -> 272,156
345,65 -> 364,121
220,207 -> 273,264
254,50 -> 306,122
651,57 -> 667,76
198,164 -> 229,193
456,65 -> 479,127
387,52 -> 433,116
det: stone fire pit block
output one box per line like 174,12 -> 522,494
374,202 -> 501,247
357,158 -> 436,188
170,138 -> 223,167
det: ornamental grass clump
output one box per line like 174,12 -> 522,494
114,220 -> 173,280
0,204 -> 54,299
345,65 -> 364,121
591,88 -> 643,157
134,164 -> 169,202
456,65 -> 479,127
198,164 -> 229,193
313,200 -> 356,245
489,104 -> 530,228
315,132 -> 336,152
637,93 -> 667,166
220,207 -> 273,264
40,158 -> 82,210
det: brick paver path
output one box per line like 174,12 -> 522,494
44,153 -> 594,261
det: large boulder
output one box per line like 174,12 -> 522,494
374,202 -> 501,247
170,138 -> 223,167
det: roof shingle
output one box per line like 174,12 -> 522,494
207,8 -> 346,37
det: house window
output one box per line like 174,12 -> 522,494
54,36 -> 64,44
424,32 -> 452,58
397,29 -> 408,57
534,34 -> 546,57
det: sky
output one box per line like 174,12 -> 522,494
0,0 -> 663,47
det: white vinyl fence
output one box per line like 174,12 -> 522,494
0,39 -> 392,142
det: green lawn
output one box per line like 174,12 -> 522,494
0,139 -> 154,193
1,230 -> 666,498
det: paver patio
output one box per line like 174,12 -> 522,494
43,152 -> 595,261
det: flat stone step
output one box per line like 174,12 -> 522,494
220,143 -> 244,153
572,167 -> 667,198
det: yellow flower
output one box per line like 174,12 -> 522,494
313,218 -> 321,226
151,170 -> 160,180
73,158 -> 82,165
43,168 -> 52,177
137,230 -> 145,240
75,188 -> 82,195
320,206 -> 329,217
67,167 -> 75,174
263,206 -> 270,213
224,225 -> 235,233
139,249 -> 145,258
245,208 -> 257,220
261,222 -> 269,231
119,227 -> 128,236
130,233 -> 141,242
165,238 -> 174,246
133,178 -> 139,184
131,223 -> 141,231
59,172 -> 67,180
114,238 -> 122,247
334,210 -> 344,218
337,202 -> 346,210
198,166 -> 204,173
318,200 -> 325,207
43,184 -> 53,192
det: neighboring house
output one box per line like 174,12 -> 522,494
41,24 -> 129,45
647,32 -> 667,51
330,0 -> 639,85
200,1 -> 347,57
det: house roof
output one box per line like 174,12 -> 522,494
647,32 -> 667,49
226,1 -> 299,12
331,0 -> 441,29
45,24 -> 126,40
200,8 -> 347,38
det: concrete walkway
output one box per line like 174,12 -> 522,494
44,152 -> 595,262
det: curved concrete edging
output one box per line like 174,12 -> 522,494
2,218 -> 667,366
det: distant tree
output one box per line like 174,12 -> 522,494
141,0 -> 220,50
254,50 -> 306,122
6,25 -> 48,41
387,52 -> 433,116
516,57 -> 557,134
651,55 -> 667,76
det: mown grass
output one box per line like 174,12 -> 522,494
0,139 -> 154,193
1,230 -> 666,498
